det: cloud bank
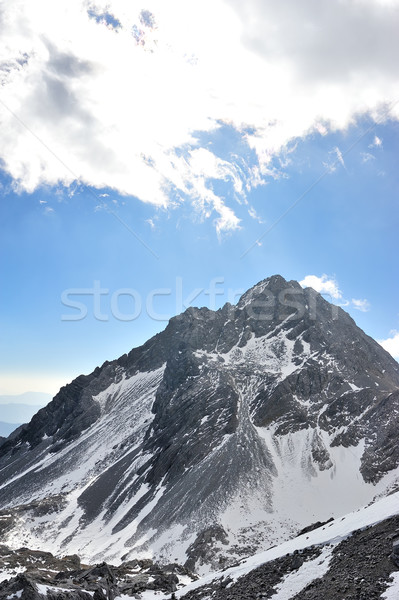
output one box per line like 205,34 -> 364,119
0,0 -> 399,231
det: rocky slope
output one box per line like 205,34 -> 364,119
0,546 -> 195,599
180,513 -> 399,600
0,275 -> 398,572
1,491 -> 398,599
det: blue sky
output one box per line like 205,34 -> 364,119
0,0 -> 398,396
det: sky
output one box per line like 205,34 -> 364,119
0,0 -> 398,397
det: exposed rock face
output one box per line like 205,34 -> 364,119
392,536 -> 399,567
0,546 -> 195,599
0,275 -> 398,572
180,514 -> 399,600
0,543 -> 81,576
181,547 -> 324,600
185,526 -> 230,573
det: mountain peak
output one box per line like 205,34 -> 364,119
0,275 -> 398,574
237,274 -> 302,309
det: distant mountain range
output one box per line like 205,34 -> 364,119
0,275 -> 398,576
0,403 -> 48,425
0,392 -> 52,438
0,421 -> 21,437
0,391 -> 52,407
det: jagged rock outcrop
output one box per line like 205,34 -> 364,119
0,546 -> 195,599
0,275 -> 398,572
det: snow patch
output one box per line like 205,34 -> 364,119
270,545 -> 334,599
348,383 -> 363,392
381,572 -> 399,599
176,490 -> 399,597
6,591 -> 23,599
257,427 -> 374,524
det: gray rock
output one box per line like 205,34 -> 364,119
0,275 -> 398,571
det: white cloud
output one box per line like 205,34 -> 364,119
323,146 -> 347,173
248,206 -> 265,223
370,135 -> 383,148
334,147 -> 346,169
228,0 -> 399,86
378,330 -> 399,359
299,274 -> 342,300
351,298 -> 371,312
361,152 -> 376,162
0,0 -> 399,232
213,200 -> 241,236
300,275 -> 373,313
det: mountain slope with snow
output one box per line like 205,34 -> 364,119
1,489 -> 397,599
176,489 -> 399,600
0,275 -> 398,572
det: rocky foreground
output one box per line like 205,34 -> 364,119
1,513 -> 399,599
182,514 -> 399,600
0,548 -> 196,599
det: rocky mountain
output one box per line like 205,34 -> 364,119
0,275 -> 398,574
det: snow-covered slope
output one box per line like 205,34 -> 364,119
0,275 -> 398,573
1,491 -> 398,599
190,490 -> 399,589
171,489 -> 399,599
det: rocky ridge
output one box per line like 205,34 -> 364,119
0,545 -> 196,599
0,275 -> 398,571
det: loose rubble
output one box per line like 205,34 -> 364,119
0,547 -> 197,599
180,514 -> 399,600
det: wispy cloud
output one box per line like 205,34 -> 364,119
248,206 -> 265,224
351,298 -> 370,312
334,147 -> 345,169
300,275 -> 371,313
323,146 -> 347,173
369,135 -> 383,148
361,152 -> 376,163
